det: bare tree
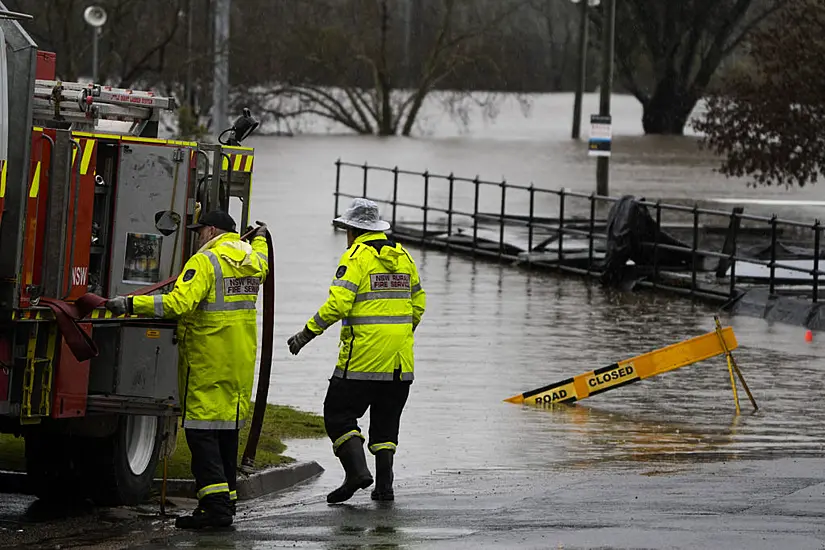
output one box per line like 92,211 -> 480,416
7,0 -> 183,87
234,0 -> 531,136
596,0 -> 782,135
693,0 -> 825,187
528,0 -> 579,91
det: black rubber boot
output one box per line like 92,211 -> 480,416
370,450 -> 394,501
327,437 -> 373,504
174,504 -> 233,529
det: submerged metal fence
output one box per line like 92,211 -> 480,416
333,159 -> 825,304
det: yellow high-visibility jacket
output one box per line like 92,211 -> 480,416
307,231 -> 425,381
133,232 -> 269,429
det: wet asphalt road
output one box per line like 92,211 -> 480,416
3,456 -> 825,549
182,457 -> 825,549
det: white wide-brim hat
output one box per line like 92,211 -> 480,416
333,197 -> 391,232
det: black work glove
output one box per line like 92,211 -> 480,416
105,296 -> 132,316
245,221 -> 268,240
287,326 -> 317,355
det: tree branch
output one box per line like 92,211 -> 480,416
118,0 -> 183,86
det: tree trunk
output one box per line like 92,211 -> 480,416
378,115 -> 394,135
641,83 -> 699,135
401,90 -> 427,136
377,0 -> 394,136
378,85 -> 394,136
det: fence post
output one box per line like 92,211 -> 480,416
729,208 -> 739,299
653,201 -> 661,289
392,166 -> 399,228
769,214 -> 778,295
422,170 -> 430,245
362,162 -> 368,197
691,204 -> 699,295
499,180 -> 507,260
814,220 -> 820,303
447,173 -> 455,250
334,159 -> 342,219
588,193 -> 595,274
528,184 -> 535,254
473,176 -> 480,250
558,189 -> 566,264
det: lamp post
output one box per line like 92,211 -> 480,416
570,0 -> 600,140
83,5 -> 107,84
595,0 -> 616,197
212,0 -> 230,137
184,0 -> 193,107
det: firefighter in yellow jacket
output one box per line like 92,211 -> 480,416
106,210 -> 269,529
287,198 -> 426,504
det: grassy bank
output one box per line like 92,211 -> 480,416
0,403 -> 325,479
158,403 -> 326,478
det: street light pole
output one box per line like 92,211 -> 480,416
212,0 -> 230,135
92,27 -> 100,83
595,0 -> 616,196
185,0 -> 193,107
83,5 -> 107,83
571,0 -> 598,140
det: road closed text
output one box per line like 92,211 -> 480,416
531,382 -> 577,405
585,364 -> 636,391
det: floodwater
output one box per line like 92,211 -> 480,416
243,92 -> 825,487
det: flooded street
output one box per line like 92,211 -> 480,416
257,92 -> 825,477
5,93 -> 825,548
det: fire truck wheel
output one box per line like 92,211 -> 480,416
84,414 -> 164,506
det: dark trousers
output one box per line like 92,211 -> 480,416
185,428 -> 239,514
323,376 -> 411,454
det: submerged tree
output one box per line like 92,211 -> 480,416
693,0 -> 825,187
598,0 -> 782,135
233,0 -> 531,136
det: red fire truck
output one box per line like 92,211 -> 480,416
0,6 -> 260,505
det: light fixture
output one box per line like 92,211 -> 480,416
83,5 -> 107,27
219,107 -> 259,146
83,5 -> 107,84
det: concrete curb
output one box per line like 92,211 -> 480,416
155,461 -> 325,501
0,461 -> 325,502
0,469 -> 30,494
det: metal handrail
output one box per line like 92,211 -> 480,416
333,160 -> 825,303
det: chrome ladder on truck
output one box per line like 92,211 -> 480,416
32,79 -> 177,136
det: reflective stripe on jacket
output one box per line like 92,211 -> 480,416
133,233 -> 269,429
306,231 -> 426,381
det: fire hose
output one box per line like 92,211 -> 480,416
240,224 -> 274,472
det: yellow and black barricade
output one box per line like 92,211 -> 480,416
506,316 -> 757,412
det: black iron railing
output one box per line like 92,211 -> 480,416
333,159 -> 825,304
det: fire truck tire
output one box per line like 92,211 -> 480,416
84,414 -> 164,506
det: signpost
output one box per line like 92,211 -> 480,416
588,114 -> 612,158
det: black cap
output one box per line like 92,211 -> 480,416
186,210 -> 236,232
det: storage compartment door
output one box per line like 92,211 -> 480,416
109,143 -> 190,297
